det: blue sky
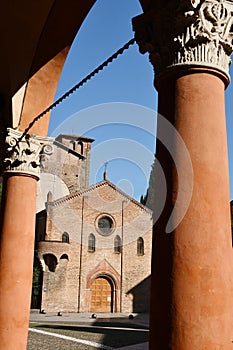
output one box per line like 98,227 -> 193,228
49,0 -> 233,201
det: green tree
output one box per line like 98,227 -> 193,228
140,190 -> 148,206
31,255 -> 43,309
32,265 -> 41,297
140,160 -> 155,210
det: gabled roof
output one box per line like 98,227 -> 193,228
49,179 -> 152,215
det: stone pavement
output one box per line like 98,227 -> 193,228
30,312 -> 149,349
30,311 -> 149,326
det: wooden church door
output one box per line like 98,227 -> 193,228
90,277 -> 113,312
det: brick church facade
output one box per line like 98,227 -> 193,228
34,134 -> 152,314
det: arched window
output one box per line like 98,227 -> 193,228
43,254 -> 58,272
60,254 -> 69,261
70,140 -> 75,150
78,141 -> 84,155
88,234 -> 95,252
137,237 -> 144,256
114,235 -> 122,253
62,232 -> 69,243
47,191 -> 53,202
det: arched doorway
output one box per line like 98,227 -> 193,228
90,276 -> 114,313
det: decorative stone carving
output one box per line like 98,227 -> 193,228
132,0 -> 233,78
3,128 -> 53,179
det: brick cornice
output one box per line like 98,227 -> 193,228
49,179 -> 153,215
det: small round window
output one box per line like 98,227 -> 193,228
97,215 -> 114,235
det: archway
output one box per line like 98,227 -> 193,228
0,2 -> 150,349
90,275 -> 114,313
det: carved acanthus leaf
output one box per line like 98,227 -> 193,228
3,128 -> 53,179
132,0 -> 233,77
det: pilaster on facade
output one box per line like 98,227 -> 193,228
3,128 -> 53,180
132,0 -> 233,82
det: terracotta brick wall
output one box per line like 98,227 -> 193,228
37,181 -> 152,313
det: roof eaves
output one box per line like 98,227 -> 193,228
51,179 -> 152,214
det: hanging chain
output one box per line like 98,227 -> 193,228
20,38 -> 135,140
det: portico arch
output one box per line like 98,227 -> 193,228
0,1 -> 233,350
0,2 -> 147,349
17,47 -> 69,136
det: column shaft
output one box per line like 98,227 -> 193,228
0,175 -> 37,349
150,71 -> 233,349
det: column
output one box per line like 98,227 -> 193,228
0,129 -> 53,350
133,1 -> 233,349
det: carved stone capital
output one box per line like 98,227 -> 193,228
3,128 -> 53,179
132,0 -> 233,80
